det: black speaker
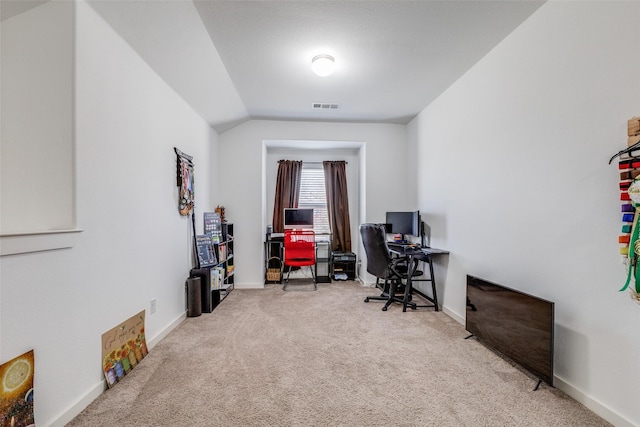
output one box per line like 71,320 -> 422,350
186,276 -> 202,317
190,267 -> 220,313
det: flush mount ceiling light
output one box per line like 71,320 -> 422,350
311,54 -> 335,77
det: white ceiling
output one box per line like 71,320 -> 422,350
5,1 -> 546,133
193,0 -> 545,130
0,0 -> 48,21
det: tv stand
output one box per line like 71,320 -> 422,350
331,251 -> 356,280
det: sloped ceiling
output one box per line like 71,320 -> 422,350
0,0 -> 48,21
86,0 -> 249,132
194,0 -> 544,129
14,1 -> 545,133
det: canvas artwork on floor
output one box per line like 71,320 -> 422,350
101,310 -> 148,389
0,350 -> 35,427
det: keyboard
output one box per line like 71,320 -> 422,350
387,240 -> 414,245
387,241 -> 421,250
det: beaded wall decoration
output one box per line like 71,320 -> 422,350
613,117 -> 640,303
174,147 -> 194,216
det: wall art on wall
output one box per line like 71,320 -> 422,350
0,350 -> 35,427
174,147 -> 194,216
101,310 -> 148,389
611,116 -> 640,304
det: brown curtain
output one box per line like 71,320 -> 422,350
272,160 -> 303,233
323,161 -> 351,252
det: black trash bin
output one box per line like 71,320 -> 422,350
186,276 -> 202,317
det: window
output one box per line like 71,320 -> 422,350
298,165 -> 330,235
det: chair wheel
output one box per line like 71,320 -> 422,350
382,306 -> 388,311
364,298 -> 370,303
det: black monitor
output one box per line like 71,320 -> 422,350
385,211 -> 420,239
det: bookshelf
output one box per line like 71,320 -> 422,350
190,217 -> 234,313
220,223 -> 234,297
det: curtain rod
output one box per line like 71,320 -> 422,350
277,160 -> 348,164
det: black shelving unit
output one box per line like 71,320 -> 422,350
219,223 -> 234,300
190,222 -> 234,313
331,251 -> 356,280
315,240 -> 331,283
265,235 -> 284,284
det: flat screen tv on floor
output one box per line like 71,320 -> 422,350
466,275 -> 554,387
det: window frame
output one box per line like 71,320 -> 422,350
298,164 -> 330,235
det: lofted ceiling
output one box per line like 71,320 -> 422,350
4,1 -> 545,133
193,0 -> 545,130
0,0 -> 48,21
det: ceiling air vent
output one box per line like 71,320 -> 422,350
312,103 -> 340,110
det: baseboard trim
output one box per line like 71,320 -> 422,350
49,311 -> 187,426
148,311 -> 186,349
49,381 -> 105,427
553,376 -> 634,427
233,282 -> 265,289
441,304 -> 633,427
441,305 -> 464,324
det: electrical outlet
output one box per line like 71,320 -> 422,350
150,298 -> 156,314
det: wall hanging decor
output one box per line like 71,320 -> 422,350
611,117 -> 640,303
174,147 -> 194,216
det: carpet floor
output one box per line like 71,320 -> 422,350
67,281 -> 610,426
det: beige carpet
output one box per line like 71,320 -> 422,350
68,281 -> 610,426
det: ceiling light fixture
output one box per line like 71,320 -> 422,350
311,54 -> 335,77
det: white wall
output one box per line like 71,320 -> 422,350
1,1 -> 75,233
0,2 -> 218,425
265,146 -> 359,242
407,2 -> 640,426
218,120 -> 409,287
9,1 -> 636,425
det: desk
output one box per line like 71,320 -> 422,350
264,233 -> 332,284
387,246 -> 449,312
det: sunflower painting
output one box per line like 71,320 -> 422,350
0,350 -> 35,427
101,310 -> 147,389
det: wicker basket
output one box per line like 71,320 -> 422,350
266,257 -> 282,282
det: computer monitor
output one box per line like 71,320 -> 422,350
385,211 -> 420,239
283,208 -> 314,230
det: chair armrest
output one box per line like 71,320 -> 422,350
389,256 -> 419,278
389,257 -> 409,277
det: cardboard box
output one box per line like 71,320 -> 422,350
628,134 -> 640,147
628,116 -> 640,136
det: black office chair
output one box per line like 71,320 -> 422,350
360,223 -> 421,311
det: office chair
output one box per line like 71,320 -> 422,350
283,229 -> 317,291
360,223 -> 421,311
